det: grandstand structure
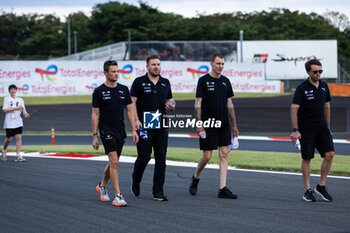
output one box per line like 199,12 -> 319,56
50,41 -> 238,62
51,41 -> 127,61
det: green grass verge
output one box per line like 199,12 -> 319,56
8,145 -> 350,176
0,92 -> 292,106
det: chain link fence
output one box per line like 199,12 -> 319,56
338,58 -> 350,84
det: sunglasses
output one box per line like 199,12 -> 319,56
310,70 -> 323,74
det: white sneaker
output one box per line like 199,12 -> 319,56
14,156 -> 26,162
112,193 -> 127,207
96,182 -> 110,202
1,151 -> 6,161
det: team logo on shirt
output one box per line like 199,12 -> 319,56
206,81 -> 215,91
304,90 -> 313,95
304,90 -> 314,100
142,83 -> 152,92
143,110 -> 162,129
119,90 -> 125,99
102,90 -> 111,100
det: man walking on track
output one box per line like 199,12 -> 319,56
130,55 -> 176,201
290,58 -> 335,202
92,60 -> 139,207
189,54 -> 239,199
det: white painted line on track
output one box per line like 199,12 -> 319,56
4,152 -> 350,180
3,133 -> 349,143
167,134 -> 350,144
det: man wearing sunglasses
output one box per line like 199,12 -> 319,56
130,55 -> 176,201
290,58 -> 335,202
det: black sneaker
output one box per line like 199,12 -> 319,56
303,189 -> 316,202
153,193 -> 168,201
314,184 -> 332,202
131,180 -> 140,197
218,186 -> 238,199
189,175 -> 200,195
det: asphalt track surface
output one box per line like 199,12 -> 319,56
1,155 -> 350,233
1,96 -> 349,232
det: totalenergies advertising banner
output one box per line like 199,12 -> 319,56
0,61 -> 281,97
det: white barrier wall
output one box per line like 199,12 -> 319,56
0,61 -> 281,97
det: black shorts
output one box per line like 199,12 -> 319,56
100,130 -> 126,156
199,124 -> 231,150
300,127 -> 334,160
6,127 -> 23,138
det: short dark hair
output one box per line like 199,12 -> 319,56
8,84 -> 17,91
211,54 -> 224,62
103,60 -> 118,72
146,55 -> 160,65
305,59 -> 322,72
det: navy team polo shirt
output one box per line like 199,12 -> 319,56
292,78 -> 331,128
131,74 -> 173,126
92,83 -> 132,132
196,73 -> 234,126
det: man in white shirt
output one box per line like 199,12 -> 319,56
1,84 -> 30,162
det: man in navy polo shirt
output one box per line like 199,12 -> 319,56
92,60 -> 139,207
130,55 -> 176,201
189,54 -> 239,199
290,58 -> 335,202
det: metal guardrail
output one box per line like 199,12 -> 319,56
339,66 -> 350,84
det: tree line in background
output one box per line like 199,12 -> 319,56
1,1 -> 350,60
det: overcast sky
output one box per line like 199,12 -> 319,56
1,0 -> 350,20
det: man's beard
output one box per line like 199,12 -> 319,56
310,76 -> 319,83
108,77 -> 117,82
149,70 -> 160,77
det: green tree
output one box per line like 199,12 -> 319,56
1,3 -> 350,60
18,14 -> 65,57
0,12 -> 32,55
324,11 -> 350,31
